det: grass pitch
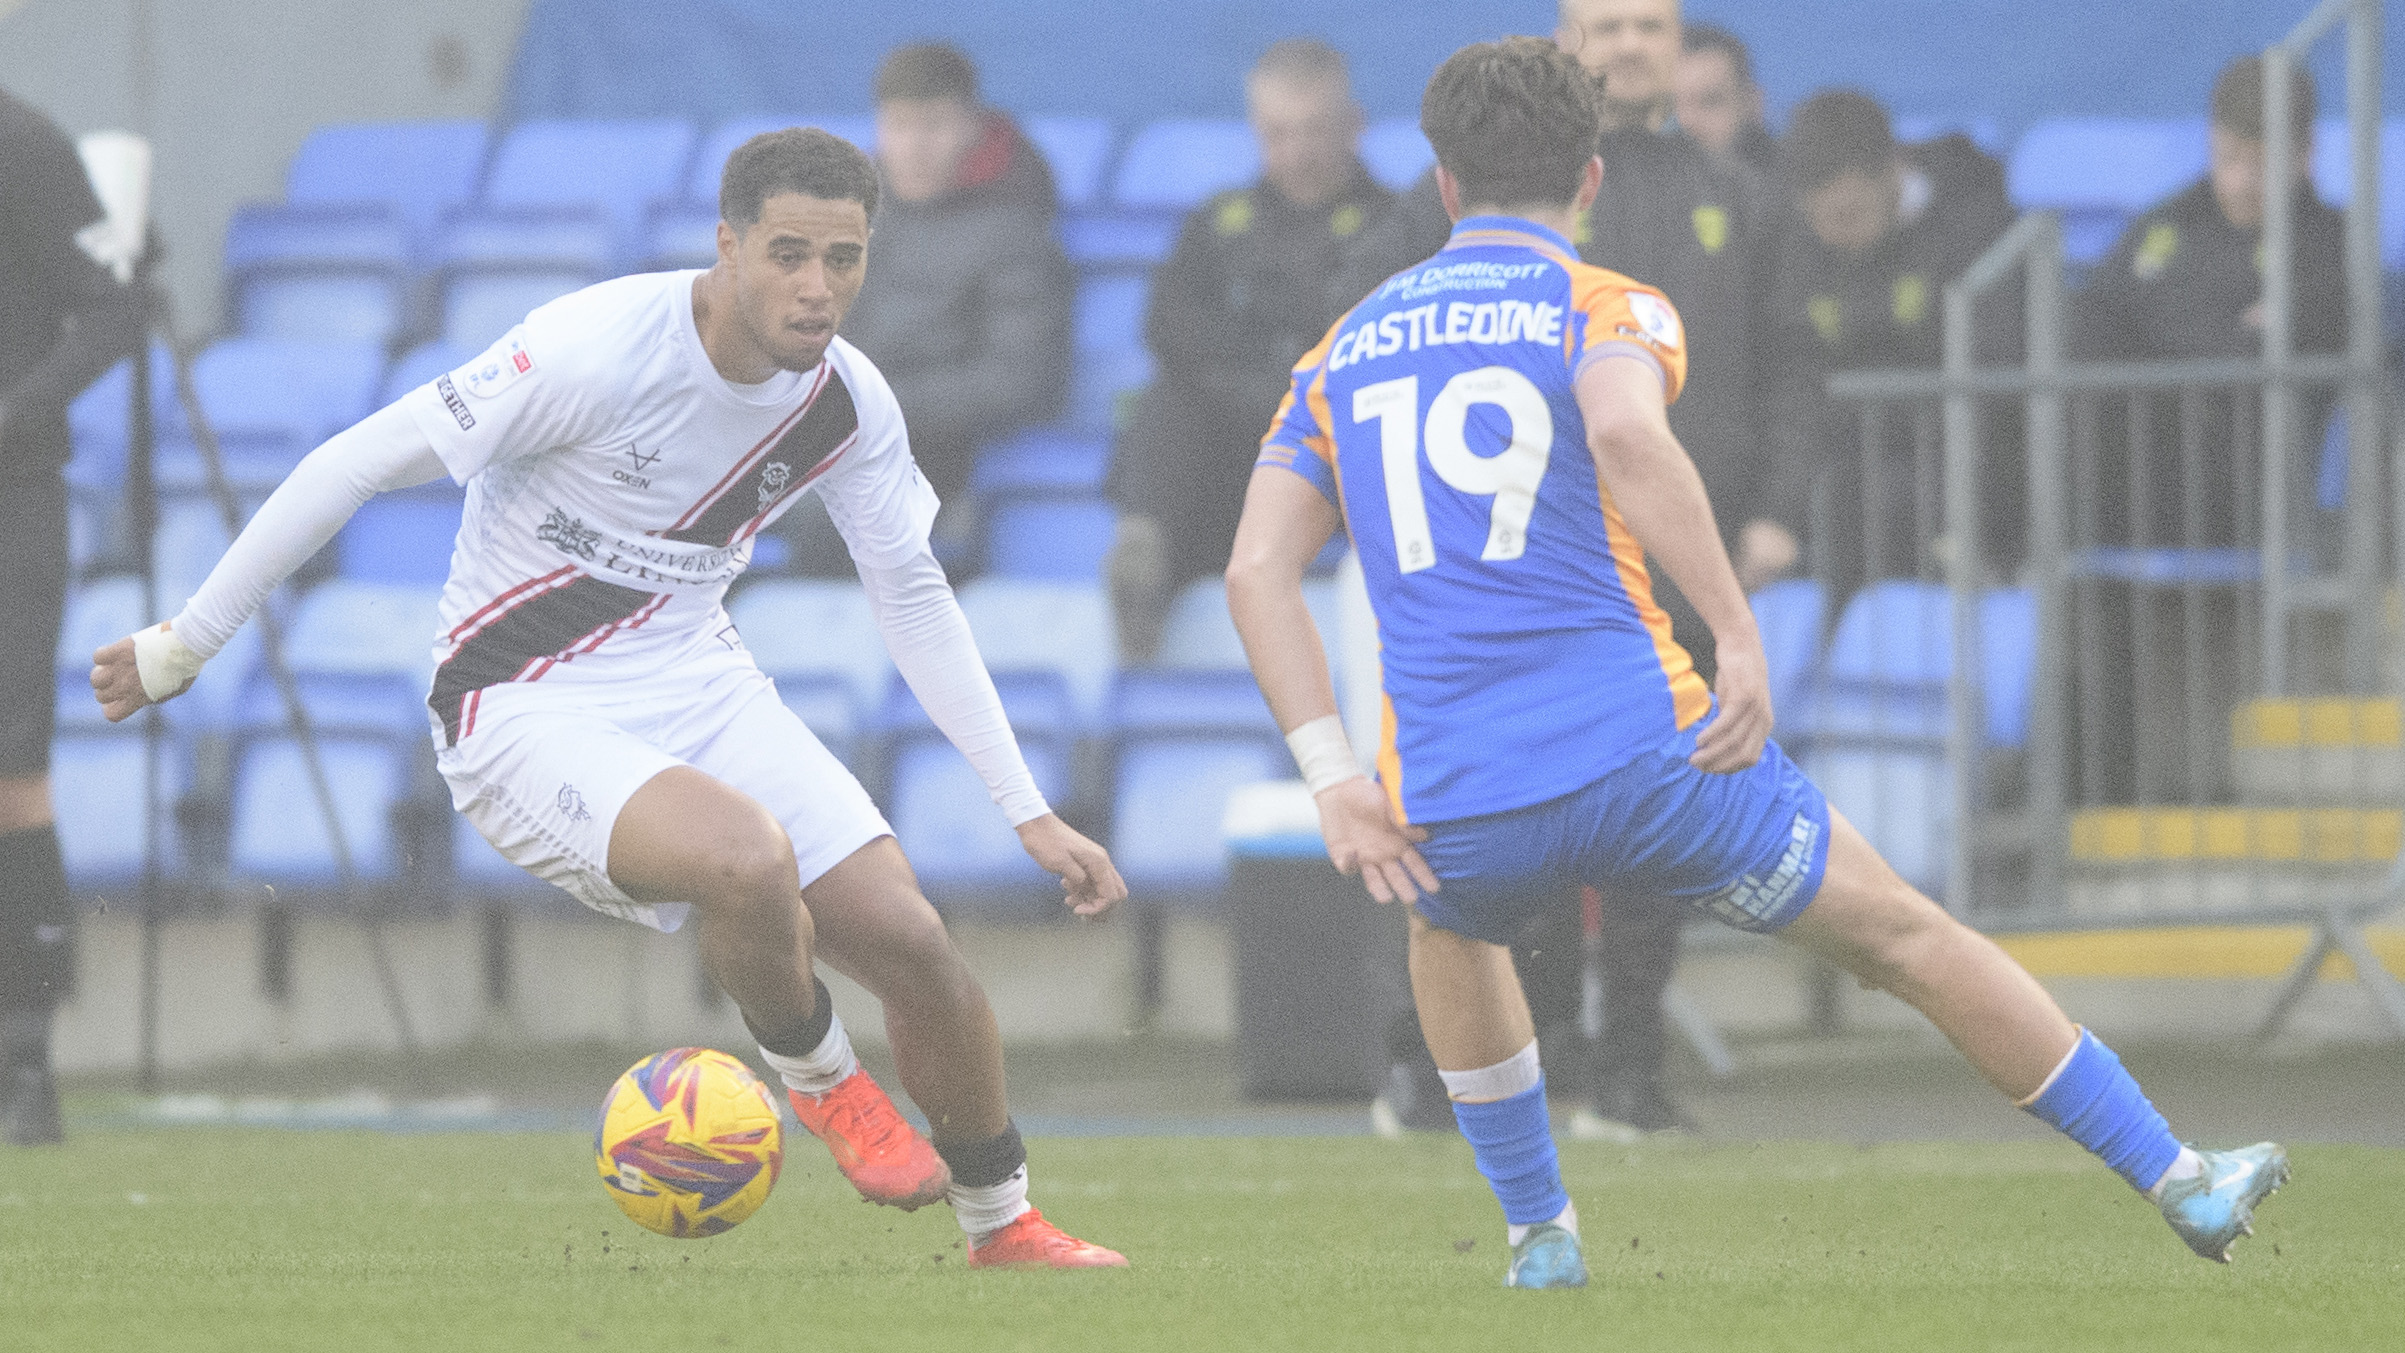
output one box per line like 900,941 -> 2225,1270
1,1131 -> 2397,1351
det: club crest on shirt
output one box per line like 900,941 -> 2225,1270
536,507 -> 600,560
1625,291 -> 1683,351
757,461 -> 791,510
462,334 -> 536,399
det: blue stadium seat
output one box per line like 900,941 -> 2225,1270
55,576 -> 148,674
1787,580 -> 2038,750
2064,546 -> 2260,586
285,120 -> 490,236
1109,736 -> 1285,895
1154,576 -> 1340,672
154,500 -> 233,615
642,201 -> 721,271
454,814 -> 548,897
878,670 -> 1079,741
339,496 -> 463,584
686,116 -> 876,203
955,578 -> 1118,719
1751,578 -> 1827,721
1109,669 -> 1275,740
482,118 -> 697,255
1112,119 -> 1258,211
1058,212 -> 1179,269
1071,274 -> 1152,432
2007,118 -> 2208,263
772,672 -> 860,767
1360,117 -> 1435,192
225,203 -> 411,343
983,497 -> 1117,582
229,732 -> 409,882
65,495 -> 99,581
433,206 -> 615,350
969,428 -> 1110,499
726,578 -> 892,712
1981,587 -> 2037,751
66,340 -> 182,489
887,738 -> 1072,894
1025,115 -> 1116,211
236,580 -> 445,737
51,731 -> 184,885
379,340 -> 474,406
159,339 -> 386,492
1806,745 -> 1950,894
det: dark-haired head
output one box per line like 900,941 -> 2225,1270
1782,89 -> 1900,255
1421,36 -> 1603,216
720,126 -> 879,228
702,127 -> 878,376
2207,54 -> 2318,229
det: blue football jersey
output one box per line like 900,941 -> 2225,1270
1258,215 -> 1711,824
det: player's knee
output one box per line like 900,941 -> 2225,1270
1849,904 -> 1963,1001
697,824 -> 802,914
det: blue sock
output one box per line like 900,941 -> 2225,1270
1452,1080 -> 1570,1226
2020,1030 -> 2183,1193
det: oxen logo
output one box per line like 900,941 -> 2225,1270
758,461 -> 792,511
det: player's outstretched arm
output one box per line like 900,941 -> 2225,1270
855,548 -> 1128,917
1577,356 -> 1772,775
1226,468 -> 1439,905
90,402 -> 448,722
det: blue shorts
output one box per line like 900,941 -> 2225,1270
1412,720 -> 1831,945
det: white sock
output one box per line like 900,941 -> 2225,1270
952,1166 -> 1032,1241
1506,1199 -> 1578,1248
756,1012 -> 858,1096
2147,1147 -> 2205,1201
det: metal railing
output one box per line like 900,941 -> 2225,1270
1818,0 -> 2404,1036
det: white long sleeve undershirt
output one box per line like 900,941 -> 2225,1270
161,404 -> 1050,827
858,552 -> 1050,827
168,402 -> 447,658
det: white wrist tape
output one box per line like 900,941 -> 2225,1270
1285,714 -> 1366,796
131,623 -> 205,703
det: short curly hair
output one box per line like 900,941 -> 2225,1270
719,126 -> 880,227
1420,37 -> 1602,210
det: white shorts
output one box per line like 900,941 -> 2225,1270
433,649 -> 891,932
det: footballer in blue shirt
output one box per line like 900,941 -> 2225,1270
1227,37 -> 2286,1288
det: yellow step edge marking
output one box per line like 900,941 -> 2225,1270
2070,808 -> 2403,863
2232,697 -> 2404,749
1997,925 -> 2405,982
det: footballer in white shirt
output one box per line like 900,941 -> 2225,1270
91,128 -> 1127,1269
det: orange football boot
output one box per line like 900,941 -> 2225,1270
787,1070 -> 951,1210
966,1208 -> 1129,1269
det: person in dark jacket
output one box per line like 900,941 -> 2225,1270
839,43 -> 1073,513
1763,90 -> 2017,602
1105,39 -> 1391,660
0,86 -> 141,1145
1340,0 -> 1784,1145
1676,22 -> 1775,174
2069,56 -> 2346,804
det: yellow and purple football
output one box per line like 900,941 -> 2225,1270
595,1047 -> 783,1238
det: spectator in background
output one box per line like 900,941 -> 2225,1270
1335,0 -> 1783,1146
837,43 -> 1073,524
1764,89 -> 2016,602
2070,57 -> 2345,805
1,85 -> 141,1145
1676,23 -> 1774,172
1105,39 -> 1390,661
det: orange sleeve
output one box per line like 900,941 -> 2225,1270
1569,273 -> 1688,406
1255,322 -> 1342,498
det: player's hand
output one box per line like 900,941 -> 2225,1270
91,629 -> 192,723
1316,776 -> 1440,905
1692,632 -> 1773,774
1016,813 -> 1128,918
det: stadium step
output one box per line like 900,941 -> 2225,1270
2065,805 -> 2399,921
2231,698 -> 2403,805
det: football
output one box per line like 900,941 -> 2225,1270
595,1047 -> 785,1238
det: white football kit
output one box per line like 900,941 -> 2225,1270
171,270 -> 1048,931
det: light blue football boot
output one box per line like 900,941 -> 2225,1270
1503,1222 -> 1588,1289
2157,1142 -> 2290,1262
